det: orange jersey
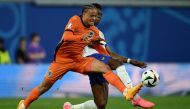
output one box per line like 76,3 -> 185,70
54,15 -> 99,63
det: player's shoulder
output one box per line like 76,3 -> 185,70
69,15 -> 80,22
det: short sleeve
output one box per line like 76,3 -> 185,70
99,31 -> 107,45
64,15 -> 79,32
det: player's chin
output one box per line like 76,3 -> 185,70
89,22 -> 95,26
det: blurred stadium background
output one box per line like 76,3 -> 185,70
0,0 -> 190,109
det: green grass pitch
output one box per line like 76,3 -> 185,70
1,96 -> 190,109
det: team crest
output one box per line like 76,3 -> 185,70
46,71 -> 53,77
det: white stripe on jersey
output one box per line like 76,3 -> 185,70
83,31 -> 106,57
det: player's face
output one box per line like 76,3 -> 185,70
83,8 -> 98,27
33,36 -> 40,43
94,11 -> 102,26
20,39 -> 26,48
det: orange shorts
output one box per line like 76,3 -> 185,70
44,57 -> 95,83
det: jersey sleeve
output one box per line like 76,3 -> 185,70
63,16 -> 83,41
99,31 -> 107,46
64,16 -> 78,32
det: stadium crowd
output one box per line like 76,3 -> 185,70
0,33 -> 46,64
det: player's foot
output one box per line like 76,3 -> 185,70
17,100 -> 26,109
125,82 -> 143,100
132,96 -> 155,108
63,102 -> 72,109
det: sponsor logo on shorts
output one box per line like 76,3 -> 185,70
101,57 -> 105,60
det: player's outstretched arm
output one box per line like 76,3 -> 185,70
105,46 -> 147,68
127,59 -> 147,68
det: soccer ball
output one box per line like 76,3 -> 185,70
141,69 -> 160,87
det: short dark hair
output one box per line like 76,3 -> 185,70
91,3 -> 102,10
82,4 -> 96,14
91,3 -> 102,16
30,32 -> 39,40
0,37 -> 4,44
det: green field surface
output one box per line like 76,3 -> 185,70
1,96 -> 190,109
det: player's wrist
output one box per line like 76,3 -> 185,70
123,58 -> 131,63
127,58 -> 131,63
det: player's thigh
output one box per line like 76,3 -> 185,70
73,57 -> 111,74
90,59 -> 111,73
91,83 -> 109,107
89,54 -> 123,70
108,58 -> 124,70
89,54 -> 111,65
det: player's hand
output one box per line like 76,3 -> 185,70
129,59 -> 147,68
92,37 -> 106,45
81,32 -> 93,43
94,37 -> 106,42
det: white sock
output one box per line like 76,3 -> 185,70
116,65 -> 139,100
72,100 -> 98,109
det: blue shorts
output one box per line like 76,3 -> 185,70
88,53 -> 111,86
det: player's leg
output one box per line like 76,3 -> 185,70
85,55 -> 131,88
65,82 -> 108,109
76,57 -> 142,100
108,58 -> 133,88
17,62 -> 69,109
91,82 -> 108,109
87,54 -> 109,109
77,54 -> 151,107
108,58 -> 155,108
64,100 -> 97,109
17,77 -> 55,109
64,54 -> 110,109
85,54 -> 130,87
116,64 -> 155,108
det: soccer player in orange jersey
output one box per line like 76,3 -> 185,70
63,3 -> 155,109
17,4 -> 142,109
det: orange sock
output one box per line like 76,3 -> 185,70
103,71 -> 126,93
24,87 -> 40,107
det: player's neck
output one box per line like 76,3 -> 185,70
80,16 -> 90,28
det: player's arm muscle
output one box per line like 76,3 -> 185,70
63,31 -> 82,41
